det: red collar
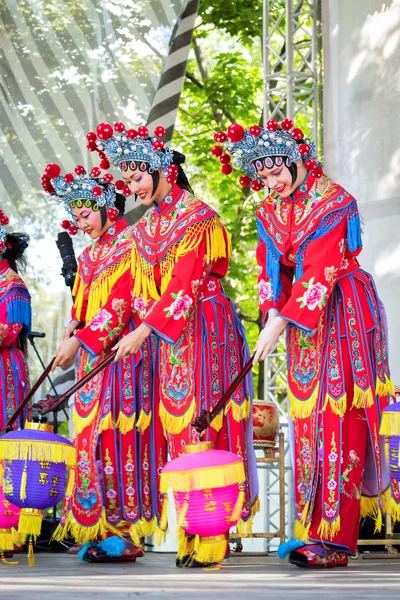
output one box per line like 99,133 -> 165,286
290,172 -> 316,203
154,184 -> 184,215
98,217 -> 128,243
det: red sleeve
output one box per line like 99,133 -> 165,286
256,238 -> 294,326
74,268 -> 134,356
279,218 -> 347,331
0,305 -> 23,346
0,285 -> 31,346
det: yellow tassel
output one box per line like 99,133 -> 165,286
116,412 -> 136,435
225,395 -> 251,422
300,500 -> 310,525
52,508 -> 120,544
136,410 -> 152,434
289,383 -> 319,420
0,529 -> 15,552
228,484 -> 245,526
352,384 -> 374,409
177,493 -> 190,529
176,530 -> 195,560
376,375 -> 395,397
139,516 -> 157,538
159,398 -> 196,436
85,254 -> 131,322
316,516 -> 340,540
72,272 -> 85,322
66,467 -> 76,497
209,410 -> 223,432
323,393 -> 347,417
0,462 -> 4,486
1,553 -> 18,565
293,519 -> 311,541
382,487 -> 400,524
129,521 -> 143,546
19,463 -> 27,501
18,509 -> 43,541
27,537 -> 35,567
72,405 -> 99,437
99,411 -> 114,433
380,412 -> 400,437
160,458 -> 245,494
374,508 -> 383,533
11,528 -> 23,547
159,494 -> 169,532
154,527 -> 168,546
235,494 -> 260,536
0,439 -> 75,469
194,534 -> 227,564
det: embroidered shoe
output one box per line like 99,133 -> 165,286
289,544 -> 339,568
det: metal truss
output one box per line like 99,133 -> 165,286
259,0 -> 322,550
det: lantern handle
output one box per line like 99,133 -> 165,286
0,358 -> 55,435
32,351 -> 118,417
191,353 -> 255,435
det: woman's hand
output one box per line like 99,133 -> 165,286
253,316 -> 288,364
61,319 -> 80,341
52,337 -> 82,371
113,324 -> 152,362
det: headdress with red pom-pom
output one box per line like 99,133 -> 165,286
41,163 -> 117,236
86,122 -> 177,183
211,120 -> 322,190
0,208 -> 10,253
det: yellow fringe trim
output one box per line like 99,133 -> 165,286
159,495 -> 169,532
380,412 -> 400,437
0,462 -> 4,486
19,464 -> 27,501
72,406 -> 99,437
289,383 -> 320,420
99,412 -> 114,434
12,528 -> 23,547
116,412 -> 136,435
361,487 -> 397,530
160,459 -> 245,494
293,519 -> 311,541
27,539 -> 35,567
52,508 -> 120,544
0,439 -> 75,469
66,467 -> 75,497
176,528 -> 195,559
18,512 -> 43,541
0,529 -> 15,552
194,534 -> 227,564
323,393 -> 347,417
382,491 -> 400,525
352,384 -> 374,409
300,500 -> 310,525
72,271 -> 85,322
136,410 -> 152,434
236,494 -> 260,536
225,395 -> 251,422
154,526 -> 168,546
376,375 -> 395,398
316,516 -> 341,540
139,516 -> 158,538
159,399 -> 196,436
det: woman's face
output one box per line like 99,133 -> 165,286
254,158 -> 298,198
71,204 -> 106,239
122,165 -> 156,206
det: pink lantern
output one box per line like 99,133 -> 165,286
0,484 -> 20,557
159,442 -> 245,565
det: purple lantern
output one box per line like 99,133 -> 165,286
0,423 -> 75,564
380,401 -> 400,481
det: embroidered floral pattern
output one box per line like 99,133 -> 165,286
133,296 -> 147,319
89,309 -> 112,331
98,299 -> 127,350
324,266 -> 338,286
164,290 -> 193,320
258,278 -> 273,303
296,277 -> 328,311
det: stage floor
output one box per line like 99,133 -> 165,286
1,553 -> 400,599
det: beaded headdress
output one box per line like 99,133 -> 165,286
211,119 -> 322,191
0,209 -> 10,253
86,122 -> 178,185
41,164 -> 119,236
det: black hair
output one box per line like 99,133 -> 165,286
3,232 -> 29,274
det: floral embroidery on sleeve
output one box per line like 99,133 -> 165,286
133,296 -> 148,319
258,278 -> 273,302
296,277 -> 328,311
164,290 -> 193,320
88,299 -> 128,350
324,266 -> 338,286
89,309 -> 113,332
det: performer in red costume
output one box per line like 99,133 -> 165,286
0,210 -> 31,431
90,122 -> 259,562
212,119 -> 397,568
41,164 -> 149,562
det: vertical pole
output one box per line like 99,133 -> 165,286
311,0 -> 319,151
263,0 -> 269,122
285,0 -> 294,119
279,431 -> 285,543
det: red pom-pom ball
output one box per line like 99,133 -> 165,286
154,126 -> 166,138
166,175 -> 177,184
266,120 -> 279,132
1,216 -> 9,225
115,180 -> 125,191
211,145 -> 223,157
305,159 -> 317,171
68,225 -> 78,236
100,159 -> 110,170
114,121 -> 125,133
103,173 -> 114,183
299,143 -> 311,156
91,167 -> 102,178
281,118 -> 294,131
96,122 -> 113,141
312,166 -> 323,179
291,128 -> 304,141
220,153 -> 231,164
45,163 -> 61,178
221,164 -> 233,175
214,131 -> 227,143
97,151 -> 106,160
168,164 -> 179,174
61,220 -> 71,230
126,129 -> 138,140
108,207 -> 119,222
249,125 -> 261,137
122,185 -> 131,196
92,186 -> 103,197
75,165 -> 86,176
251,179 -> 263,191
87,141 -> 97,152
227,123 -> 245,143
239,175 -> 251,187
137,126 -> 148,138
87,131 -> 97,142
152,140 -> 164,151
64,174 -> 75,184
